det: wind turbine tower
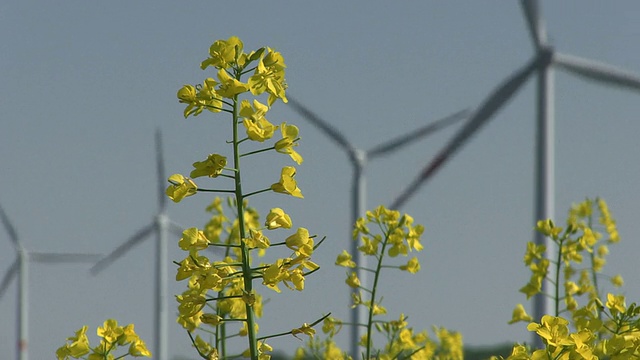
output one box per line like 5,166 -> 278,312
91,129 -> 183,360
0,203 -> 102,360
390,0 -> 640,347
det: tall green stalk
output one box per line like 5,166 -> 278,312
365,225 -> 392,360
231,88 -> 258,359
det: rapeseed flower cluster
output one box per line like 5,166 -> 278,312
500,198 -> 640,360
57,32 -> 640,360
296,205 -> 462,360
56,319 -> 150,360
169,36 -> 323,359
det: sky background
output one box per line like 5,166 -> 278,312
2,1 -> 640,359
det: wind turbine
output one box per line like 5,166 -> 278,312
390,0 -> 640,346
90,129 -> 184,360
288,96 -> 470,357
0,203 -> 102,360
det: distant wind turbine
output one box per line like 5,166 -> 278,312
90,129 -> 184,360
390,0 -> 640,346
288,95 -> 470,358
0,203 -> 102,360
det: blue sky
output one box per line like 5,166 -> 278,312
2,1 -> 640,359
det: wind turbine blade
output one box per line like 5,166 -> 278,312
90,223 -> 155,274
390,52 -> 550,210
0,259 -> 18,299
30,253 -> 103,264
554,52 -> 640,92
168,221 -> 184,237
0,202 -> 19,246
520,0 -> 547,48
287,95 -> 356,153
156,129 -> 167,212
367,108 -> 471,159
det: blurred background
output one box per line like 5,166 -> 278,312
1,1 -> 640,358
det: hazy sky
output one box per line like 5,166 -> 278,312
2,1 -> 640,359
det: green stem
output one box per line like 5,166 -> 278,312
211,286 -> 228,359
365,225 -> 395,360
589,251 -> 600,296
303,267 -> 321,277
205,294 -> 244,303
231,83 -> 258,359
240,65 -> 258,76
197,188 -> 236,194
256,313 -> 330,341
357,267 -> 376,274
266,241 -> 287,247
554,236 -> 563,317
202,103 -> 230,113
240,146 -> 276,158
244,188 -> 272,198
587,214 -> 604,329
187,331 -> 210,359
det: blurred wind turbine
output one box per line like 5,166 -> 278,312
90,129 -> 183,360
0,203 -> 102,360
390,0 -> 640,346
288,95 -> 470,357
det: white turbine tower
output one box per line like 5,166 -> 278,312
288,96 -> 470,357
0,203 -> 102,360
90,129 -> 183,360
390,0 -> 640,347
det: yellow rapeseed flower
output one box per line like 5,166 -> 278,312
519,275 -> 543,299
196,78 -> 223,113
358,236 -> 380,256
271,166 -> 303,198
56,326 -> 90,359
606,293 -> 626,314
322,317 -> 343,336
96,319 -> 123,344
216,69 -> 249,98
611,274 -> 624,287
200,36 -> 244,70
244,230 -> 271,249
177,79 -> 223,118
117,324 -> 138,346
399,257 -> 420,273
324,341 -> 346,359
523,241 -> 546,266
129,339 -> 152,357
335,250 -> 356,268
190,154 -> 227,178
264,208 -> 292,229
240,99 -> 277,142
166,174 -> 197,202
286,273 -> 306,292
274,122 -> 303,165
262,258 -> 288,293
407,224 -> 424,252
527,315 -> 573,347
201,313 -> 223,326
536,219 -> 563,239
508,304 -> 533,324
503,344 -> 531,360
353,217 -> 370,239
285,228 -> 314,256
249,49 -> 288,106
178,227 -> 210,252
345,272 -> 360,288
193,335 -> 215,359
